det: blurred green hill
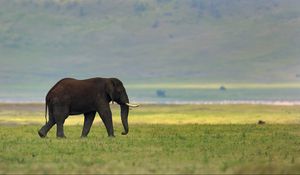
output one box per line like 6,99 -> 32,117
1,0 -> 300,88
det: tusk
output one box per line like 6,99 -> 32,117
126,103 -> 139,107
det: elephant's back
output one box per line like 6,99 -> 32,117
47,78 -> 76,93
46,78 -> 102,101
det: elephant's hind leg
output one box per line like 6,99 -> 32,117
53,106 -> 69,138
38,109 -> 55,138
81,111 -> 96,138
38,120 -> 55,138
56,121 -> 66,138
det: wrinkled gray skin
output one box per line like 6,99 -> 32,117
38,77 -> 131,138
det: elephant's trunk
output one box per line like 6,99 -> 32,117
120,104 -> 129,135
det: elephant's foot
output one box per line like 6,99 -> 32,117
81,135 -> 88,138
108,134 -> 115,138
38,130 -> 47,138
56,135 -> 67,139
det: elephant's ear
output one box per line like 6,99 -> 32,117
106,78 -> 123,101
105,79 -> 115,101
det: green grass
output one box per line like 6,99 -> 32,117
0,104 -> 300,174
0,124 -> 300,174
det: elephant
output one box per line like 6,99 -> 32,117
38,77 -> 139,138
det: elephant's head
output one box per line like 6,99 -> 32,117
106,78 -> 139,135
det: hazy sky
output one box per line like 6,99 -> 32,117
0,0 -> 300,86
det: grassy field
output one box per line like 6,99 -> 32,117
0,104 -> 300,174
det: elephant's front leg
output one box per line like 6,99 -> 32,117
98,104 -> 114,137
81,111 -> 96,137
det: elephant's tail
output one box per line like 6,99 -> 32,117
44,100 -> 48,124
